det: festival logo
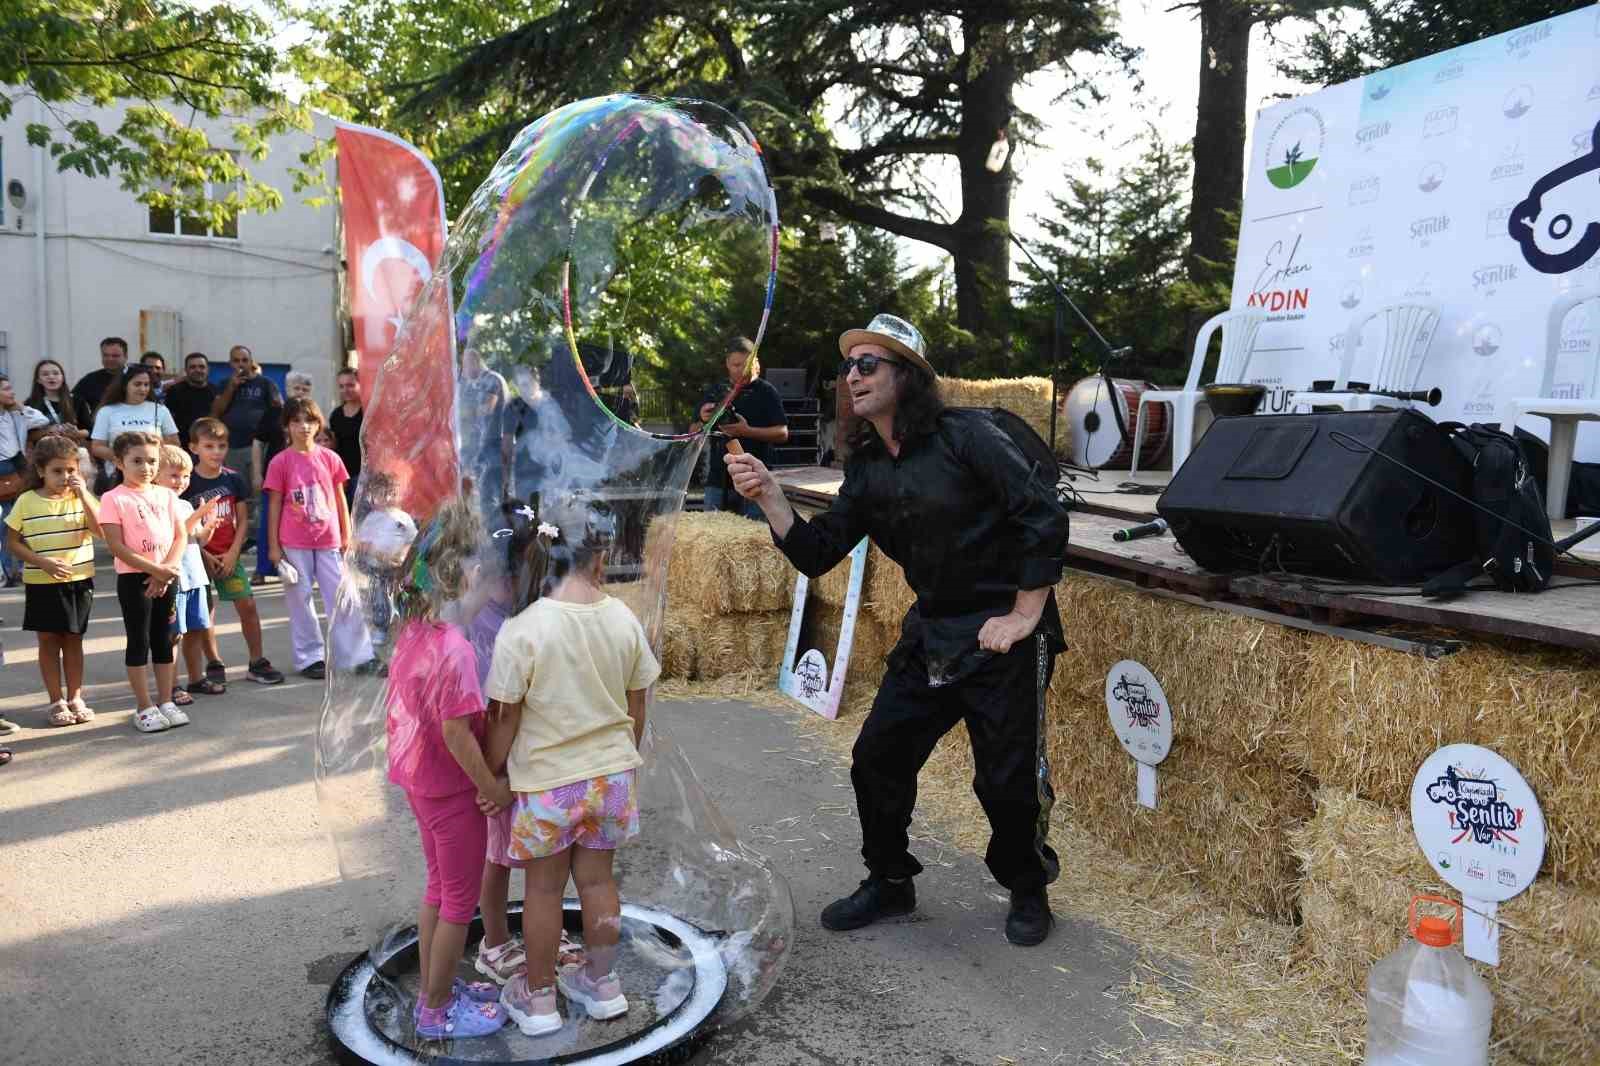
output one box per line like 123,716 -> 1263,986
1418,161 -> 1447,194
1422,766 -> 1523,847
1410,213 -> 1451,247
1104,660 -> 1172,767
1503,85 -> 1534,120
1367,76 -> 1393,101
1587,84 -> 1600,103
1510,119 -> 1600,274
1340,280 -> 1364,310
1472,263 -> 1519,295
1423,105 -> 1459,138
1246,234 -> 1312,313
1111,674 -> 1161,729
1473,323 -> 1504,358
1505,22 -> 1553,57
1490,141 -> 1526,183
1265,107 -> 1325,189
793,649 -> 828,701
1349,174 -> 1381,206
1356,120 -> 1392,149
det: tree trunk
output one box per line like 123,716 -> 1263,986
952,47 -> 1018,367
1187,0 -> 1253,287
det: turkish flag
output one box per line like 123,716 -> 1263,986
336,121 -> 457,516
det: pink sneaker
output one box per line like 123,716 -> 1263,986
500,973 -> 562,1036
558,967 -> 628,1020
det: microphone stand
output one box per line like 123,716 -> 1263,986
1008,232 -> 1132,449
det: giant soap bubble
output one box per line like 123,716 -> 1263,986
316,95 -> 792,1064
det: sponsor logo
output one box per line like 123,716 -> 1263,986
1473,323 -> 1504,358
1246,235 -> 1312,313
1487,203 -> 1516,239
1403,273 -> 1436,300
1497,868 -> 1518,888
1436,852 -> 1453,871
1418,161 -> 1446,193
1423,106 -> 1459,138
1434,59 -> 1466,84
1506,22 -> 1553,56
1490,141 -> 1526,183
1503,85 -> 1534,119
1410,214 -> 1451,246
1424,765 -> 1524,846
1340,280 -> 1363,310
1588,84 -> 1600,103
1346,225 -> 1376,259
1265,107 -> 1326,189
1463,383 -> 1499,416
1511,119 -> 1600,274
1467,859 -> 1487,882
1367,76 -> 1393,101
1356,120 -> 1392,148
1472,263 -> 1519,294
1348,174 -> 1381,206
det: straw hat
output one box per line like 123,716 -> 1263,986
837,313 -> 933,376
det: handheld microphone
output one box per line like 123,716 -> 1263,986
1373,387 -> 1443,406
1113,518 -> 1169,543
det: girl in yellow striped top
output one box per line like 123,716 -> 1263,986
4,435 -> 103,726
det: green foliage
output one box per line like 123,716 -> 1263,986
0,0 -> 336,229
1279,0 -> 1593,84
1011,125 -> 1212,385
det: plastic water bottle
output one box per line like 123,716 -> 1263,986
1365,895 -> 1492,1066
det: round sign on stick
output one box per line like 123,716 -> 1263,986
1410,743 -> 1546,966
1105,660 -> 1172,809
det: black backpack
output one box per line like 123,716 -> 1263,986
951,406 -> 1066,508
1421,423 -> 1553,597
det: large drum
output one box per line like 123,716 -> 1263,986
1061,375 -> 1170,470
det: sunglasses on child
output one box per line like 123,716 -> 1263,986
840,353 -> 901,377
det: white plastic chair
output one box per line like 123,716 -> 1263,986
1498,288 -> 1600,522
1285,303 -> 1439,412
1130,310 -> 1264,475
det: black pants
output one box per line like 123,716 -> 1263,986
116,572 -> 177,667
852,634 -> 1059,892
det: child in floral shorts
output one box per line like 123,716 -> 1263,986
483,499 -> 659,1036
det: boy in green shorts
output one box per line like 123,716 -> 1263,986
184,417 -> 284,685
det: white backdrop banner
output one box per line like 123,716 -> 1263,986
1231,7 -> 1600,454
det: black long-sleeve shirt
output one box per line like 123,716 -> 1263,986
774,409 -> 1070,686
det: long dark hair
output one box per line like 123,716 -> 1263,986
101,365 -> 156,409
846,362 -> 945,452
27,360 -> 81,427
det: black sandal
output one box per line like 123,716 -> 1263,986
187,678 -> 227,696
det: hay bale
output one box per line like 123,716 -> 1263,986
865,551 -> 915,628
662,511 -> 795,614
1293,789 -> 1600,1064
938,375 -> 1056,453
1296,638 -> 1600,890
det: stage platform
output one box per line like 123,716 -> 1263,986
773,465 -> 1600,655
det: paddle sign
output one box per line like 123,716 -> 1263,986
1105,660 -> 1173,808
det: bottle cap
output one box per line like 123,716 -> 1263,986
1409,893 -> 1461,948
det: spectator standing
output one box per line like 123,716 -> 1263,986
71,337 -> 130,417
329,368 -> 364,504
697,337 -> 788,519
212,345 -> 281,491
140,352 -> 169,401
88,366 -> 180,493
27,360 -> 91,449
1,375 -> 52,586
164,353 -> 217,446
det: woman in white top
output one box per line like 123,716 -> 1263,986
89,365 -> 179,482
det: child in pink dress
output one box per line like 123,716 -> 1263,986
386,498 -> 507,1040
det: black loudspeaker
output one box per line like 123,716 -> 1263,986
1156,409 -> 1476,584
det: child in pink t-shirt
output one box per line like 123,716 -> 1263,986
264,397 -> 372,679
386,497 -> 507,1040
98,430 -> 187,734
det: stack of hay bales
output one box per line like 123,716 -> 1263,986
658,512 -> 795,680
1294,790 -> 1600,1064
938,376 -> 1057,454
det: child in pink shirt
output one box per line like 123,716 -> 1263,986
264,397 -> 373,679
98,430 -> 187,734
386,498 -> 507,1041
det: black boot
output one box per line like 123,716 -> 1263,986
1005,889 -> 1053,946
820,876 -> 916,931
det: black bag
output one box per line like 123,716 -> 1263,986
1421,423 -> 1553,597
952,406 -> 1065,508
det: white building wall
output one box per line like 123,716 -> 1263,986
0,97 -> 342,403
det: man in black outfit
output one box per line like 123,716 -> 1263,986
72,336 -> 130,416
725,313 -> 1070,946
698,336 -> 787,519
165,353 -> 218,446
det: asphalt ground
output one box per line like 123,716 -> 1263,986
0,560 -> 1166,1065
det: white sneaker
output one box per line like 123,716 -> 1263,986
133,706 -> 170,733
159,701 -> 190,727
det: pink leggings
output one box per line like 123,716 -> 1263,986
407,788 -> 488,925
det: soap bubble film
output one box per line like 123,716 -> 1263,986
315,94 -> 791,1062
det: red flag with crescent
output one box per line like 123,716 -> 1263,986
336,121 -> 457,516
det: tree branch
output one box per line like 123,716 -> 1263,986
839,136 -> 960,170
803,186 -> 956,253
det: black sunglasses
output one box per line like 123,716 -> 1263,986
840,353 -> 901,377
